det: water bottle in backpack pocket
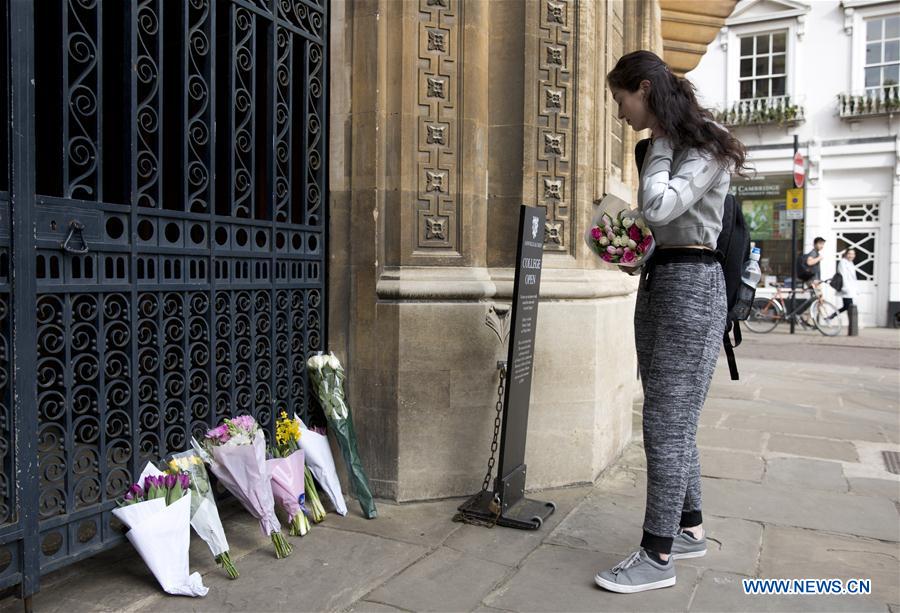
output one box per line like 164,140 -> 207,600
730,247 -> 761,321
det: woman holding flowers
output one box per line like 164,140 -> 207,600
594,50 -> 749,594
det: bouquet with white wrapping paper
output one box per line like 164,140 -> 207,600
168,450 -> 238,578
203,415 -> 293,559
294,413 -> 347,516
112,462 -> 208,597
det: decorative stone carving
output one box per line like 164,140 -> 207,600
533,0 -> 574,253
425,216 -> 447,240
545,221 -> 562,245
427,29 -> 447,52
546,45 -> 563,65
485,303 -> 511,346
543,133 -> 562,155
417,0 -> 459,251
426,171 -> 446,193
426,124 -> 446,145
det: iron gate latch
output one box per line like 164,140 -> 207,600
60,220 -> 89,254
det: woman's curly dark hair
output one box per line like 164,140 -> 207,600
607,50 -> 751,177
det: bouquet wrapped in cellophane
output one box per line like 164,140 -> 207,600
112,462 -> 208,597
307,352 -> 377,519
267,411 -> 322,537
584,193 -> 655,272
203,415 -> 293,559
168,450 -> 238,578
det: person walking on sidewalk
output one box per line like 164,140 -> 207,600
596,50 -> 749,594
828,248 -> 860,321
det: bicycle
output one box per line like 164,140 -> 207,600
745,280 -> 842,336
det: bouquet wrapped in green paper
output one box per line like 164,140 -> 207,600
306,352 -> 377,519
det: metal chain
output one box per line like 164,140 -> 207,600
452,362 -> 506,529
481,362 -> 506,492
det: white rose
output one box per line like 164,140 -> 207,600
599,236 -> 610,246
627,239 -> 637,249
326,353 -> 342,370
642,227 -> 652,237
307,354 -> 324,370
622,218 -> 634,228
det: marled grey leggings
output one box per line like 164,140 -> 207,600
635,260 -> 726,554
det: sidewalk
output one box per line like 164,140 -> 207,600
4,333 -> 898,612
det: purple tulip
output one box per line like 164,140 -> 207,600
180,473 -> 190,490
165,473 -> 177,489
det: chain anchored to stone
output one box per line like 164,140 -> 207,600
481,361 -> 506,493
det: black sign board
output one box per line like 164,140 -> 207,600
456,205 -> 556,530
497,206 -> 545,483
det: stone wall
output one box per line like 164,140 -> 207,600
328,0 -> 664,502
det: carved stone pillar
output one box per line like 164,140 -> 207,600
330,0 -> 666,501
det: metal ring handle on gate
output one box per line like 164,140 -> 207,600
60,220 -> 89,254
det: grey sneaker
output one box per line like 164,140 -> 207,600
594,550 -> 676,594
670,528 -> 707,560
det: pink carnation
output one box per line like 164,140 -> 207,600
205,423 -> 230,443
600,252 -> 613,262
628,224 -> 642,242
640,234 -> 653,252
590,226 -> 602,240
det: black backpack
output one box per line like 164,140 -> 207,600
796,253 -> 815,281
635,138 -> 750,380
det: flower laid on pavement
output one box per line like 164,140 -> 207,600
112,462 -> 208,597
203,415 -> 293,559
268,411 -> 313,537
295,412 -> 347,517
168,450 -> 239,579
307,352 -> 378,519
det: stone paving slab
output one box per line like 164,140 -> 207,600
443,486 -> 591,567
702,478 -> 900,542
330,497 -> 462,548
364,546 -> 511,613
697,425 -> 766,453
544,490 -> 645,556
689,570 -> 888,612
724,413 -> 888,444
135,525 -> 427,613
762,457 -> 848,493
766,434 -> 860,462
700,448 -> 765,482
482,544 -> 700,613
345,601 -> 407,612
675,515 -> 763,577
848,477 -> 900,502
758,525 -> 900,604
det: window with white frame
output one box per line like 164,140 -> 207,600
739,31 -> 787,99
865,15 -> 899,94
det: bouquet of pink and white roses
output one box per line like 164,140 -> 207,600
203,415 -> 293,559
584,196 -> 654,270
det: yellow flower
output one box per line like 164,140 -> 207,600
275,411 -> 301,448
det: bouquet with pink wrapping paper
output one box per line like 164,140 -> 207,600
267,450 -> 311,537
203,415 -> 293,558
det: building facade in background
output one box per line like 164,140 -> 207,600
688,0 -> 900,327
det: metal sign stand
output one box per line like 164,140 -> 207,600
456,206 -> 556,530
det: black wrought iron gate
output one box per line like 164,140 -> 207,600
0,0 -> 328,597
